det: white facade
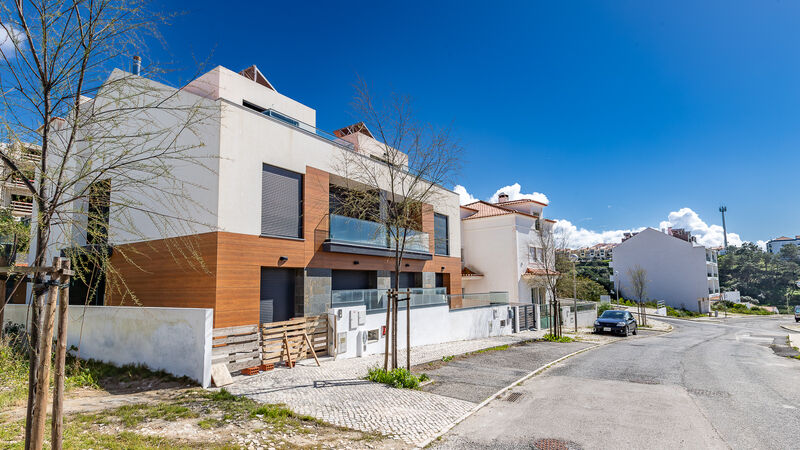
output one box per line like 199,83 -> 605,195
766,236 -> 800,254
460,199 -> 553,304
611,228 -> 719,312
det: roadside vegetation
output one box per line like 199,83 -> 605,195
542,334 -> 575,343
719,243 -> 800,310
1,388 -> 388,449
367,367 -> 429,389
712,301 -> 773,315
666,307 -> 705,318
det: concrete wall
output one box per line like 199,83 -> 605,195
612,228 -> 714,312
329,304 -> 514,359
3,304 -> 213,387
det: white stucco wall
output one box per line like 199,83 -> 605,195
3,304 -> 213,387
328,304 -> 513,359
612,228 -> 712,312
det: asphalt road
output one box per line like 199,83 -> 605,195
435,315 -> 800,450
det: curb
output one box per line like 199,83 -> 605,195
779,324 -> 800,333
417,343 -> 599,448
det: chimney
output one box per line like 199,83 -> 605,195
132,55 -> 141,76
498,193 -> 509,203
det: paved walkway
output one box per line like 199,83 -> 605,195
229,330 -> 545,445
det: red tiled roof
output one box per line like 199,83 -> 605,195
496,198 -> 548,207
524,267 -> 560,276
462,201 -> 541,221
461,266 -> 483,277
774,236 -> 794,241
459,205 -> 479,212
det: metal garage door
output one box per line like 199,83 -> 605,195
260,268 -> 295,323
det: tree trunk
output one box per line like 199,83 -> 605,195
391,294 -> 398,369
52,260 -> 70,450
25,225 -> 50,448
383,291 -> 391,371
30,258 -> 63,449
0,278 -> 5,339
406,290 -> 410,370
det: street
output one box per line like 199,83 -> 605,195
435,316 -> 800,450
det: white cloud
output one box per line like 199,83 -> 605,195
489,183 -> 549,205
556,207 -> 751,249
453,185 -> 477,205
555,219 -> 644,248
658,207 -> 742,247
755,240 -> 767,251
453,183 -> 549,206
0,25 -> 22,55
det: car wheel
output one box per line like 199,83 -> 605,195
632,325 -> 638,335
624,326 -> 630,337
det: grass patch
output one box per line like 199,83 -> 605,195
441,355 -> 454,362
474,344 -> 509,354
666,306 -> 705,318
113,403 -> 197,427
542,334 -> 575,343
366,367 -> 427,389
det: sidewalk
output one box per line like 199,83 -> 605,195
228,330 -> 545,445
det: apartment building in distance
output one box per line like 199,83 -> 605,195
574,243 -> 617,261
0,142 -> 40,221
41,64 -> 463,328
612,227 -> 719,312
460,193 -> 557,306
766,236 -> 800,254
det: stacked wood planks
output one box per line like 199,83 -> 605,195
212,325 -> 261,373
261,315 -> 328,365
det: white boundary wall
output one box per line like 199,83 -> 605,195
329,304 -> 515,359
3,305 -> 213,387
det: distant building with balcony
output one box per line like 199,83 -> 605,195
611,227 -> 719,312
0,142 -> 39,221
460,194 -> 557,307
40,64 -> 462,328
766,236 -> 800,254
573,243 -> 617,261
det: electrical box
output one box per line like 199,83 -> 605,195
349,310 -> 358,330
358,310 -> 366,326
337,332 -> 348,354
356,330 -> 368,357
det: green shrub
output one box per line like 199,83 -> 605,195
542,334 -> 574,343
666,306 -> 704,318
366,367 -> 425,389
598,303 -> 613,314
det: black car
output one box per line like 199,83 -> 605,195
594,310 -> 637,336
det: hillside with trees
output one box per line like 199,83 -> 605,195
719,243 -> 800,308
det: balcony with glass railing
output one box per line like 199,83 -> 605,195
331,287 -> 447,313
447,292 -> 510,309
260,108 -> 355,150
327,214 -> 430,255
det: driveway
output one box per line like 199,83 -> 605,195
435,315 -> 800,450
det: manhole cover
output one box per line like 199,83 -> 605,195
505,392 -> 523,402
532,438 -> 582,450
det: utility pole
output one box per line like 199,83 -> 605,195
719,206 -> 728,249
570,254 -> 578,332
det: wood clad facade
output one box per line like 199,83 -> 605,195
107,165 -> 462,328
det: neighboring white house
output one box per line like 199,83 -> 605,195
766,236 -> 800,254
460,194 -> 557,306
611,227 -> 719,312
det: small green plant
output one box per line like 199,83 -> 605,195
474,344 -> 509,354
418,373 -> 430,382
366,367 -> 426,389
666,306 -> 704,318
441,355 -> 454,362
542,334 -> 575,343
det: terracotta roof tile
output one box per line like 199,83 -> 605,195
461,266 -> 483,277
497,198 -> 548,207
524,267 -> 560,276
462,201 -> 543,221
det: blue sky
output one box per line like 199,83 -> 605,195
150,0 -> 797,247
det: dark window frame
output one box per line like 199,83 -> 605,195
261,163 -> 303,239
434,212 -> 449,256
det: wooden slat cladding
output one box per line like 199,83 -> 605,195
212,325 -> 261,373
106,233 -> 218,310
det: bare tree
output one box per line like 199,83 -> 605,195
0,1 -> 214,448
526,220 -> 568,338
332,79 -> 460,370
627,265 -> 648,325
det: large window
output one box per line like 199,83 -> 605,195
528,246 -> 542,263
261,164 -> 303,238
87,179 -> 111,245
434,213 -> 449,255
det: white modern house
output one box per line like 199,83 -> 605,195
460,194 -> 557,306
611,227 -> 719,312
766,236 -> 800,254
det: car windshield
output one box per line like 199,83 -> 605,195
600,311 -> 626,319
795,306 -> 800,313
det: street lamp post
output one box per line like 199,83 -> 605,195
570,254 -> 579,333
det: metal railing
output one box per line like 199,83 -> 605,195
328,214 -> 429,253
330,287 -> 447,312
261,109 -> 355,150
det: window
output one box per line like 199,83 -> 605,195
87,179 -> 110,245
261,164 -> 303,238
528,246 -> 541,263
434,213 -> 449,255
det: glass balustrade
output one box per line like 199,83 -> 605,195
331,287 -> 447,312
329,214 -> 430,253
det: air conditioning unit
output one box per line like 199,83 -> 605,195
356,330 -> 368,357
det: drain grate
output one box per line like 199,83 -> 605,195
505,392 -> 523,402
533,438 -> 582,450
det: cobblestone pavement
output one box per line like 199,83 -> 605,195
228,330 -> 545,445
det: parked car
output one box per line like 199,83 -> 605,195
594,310 -> 637,336
794,305 -> 800,323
